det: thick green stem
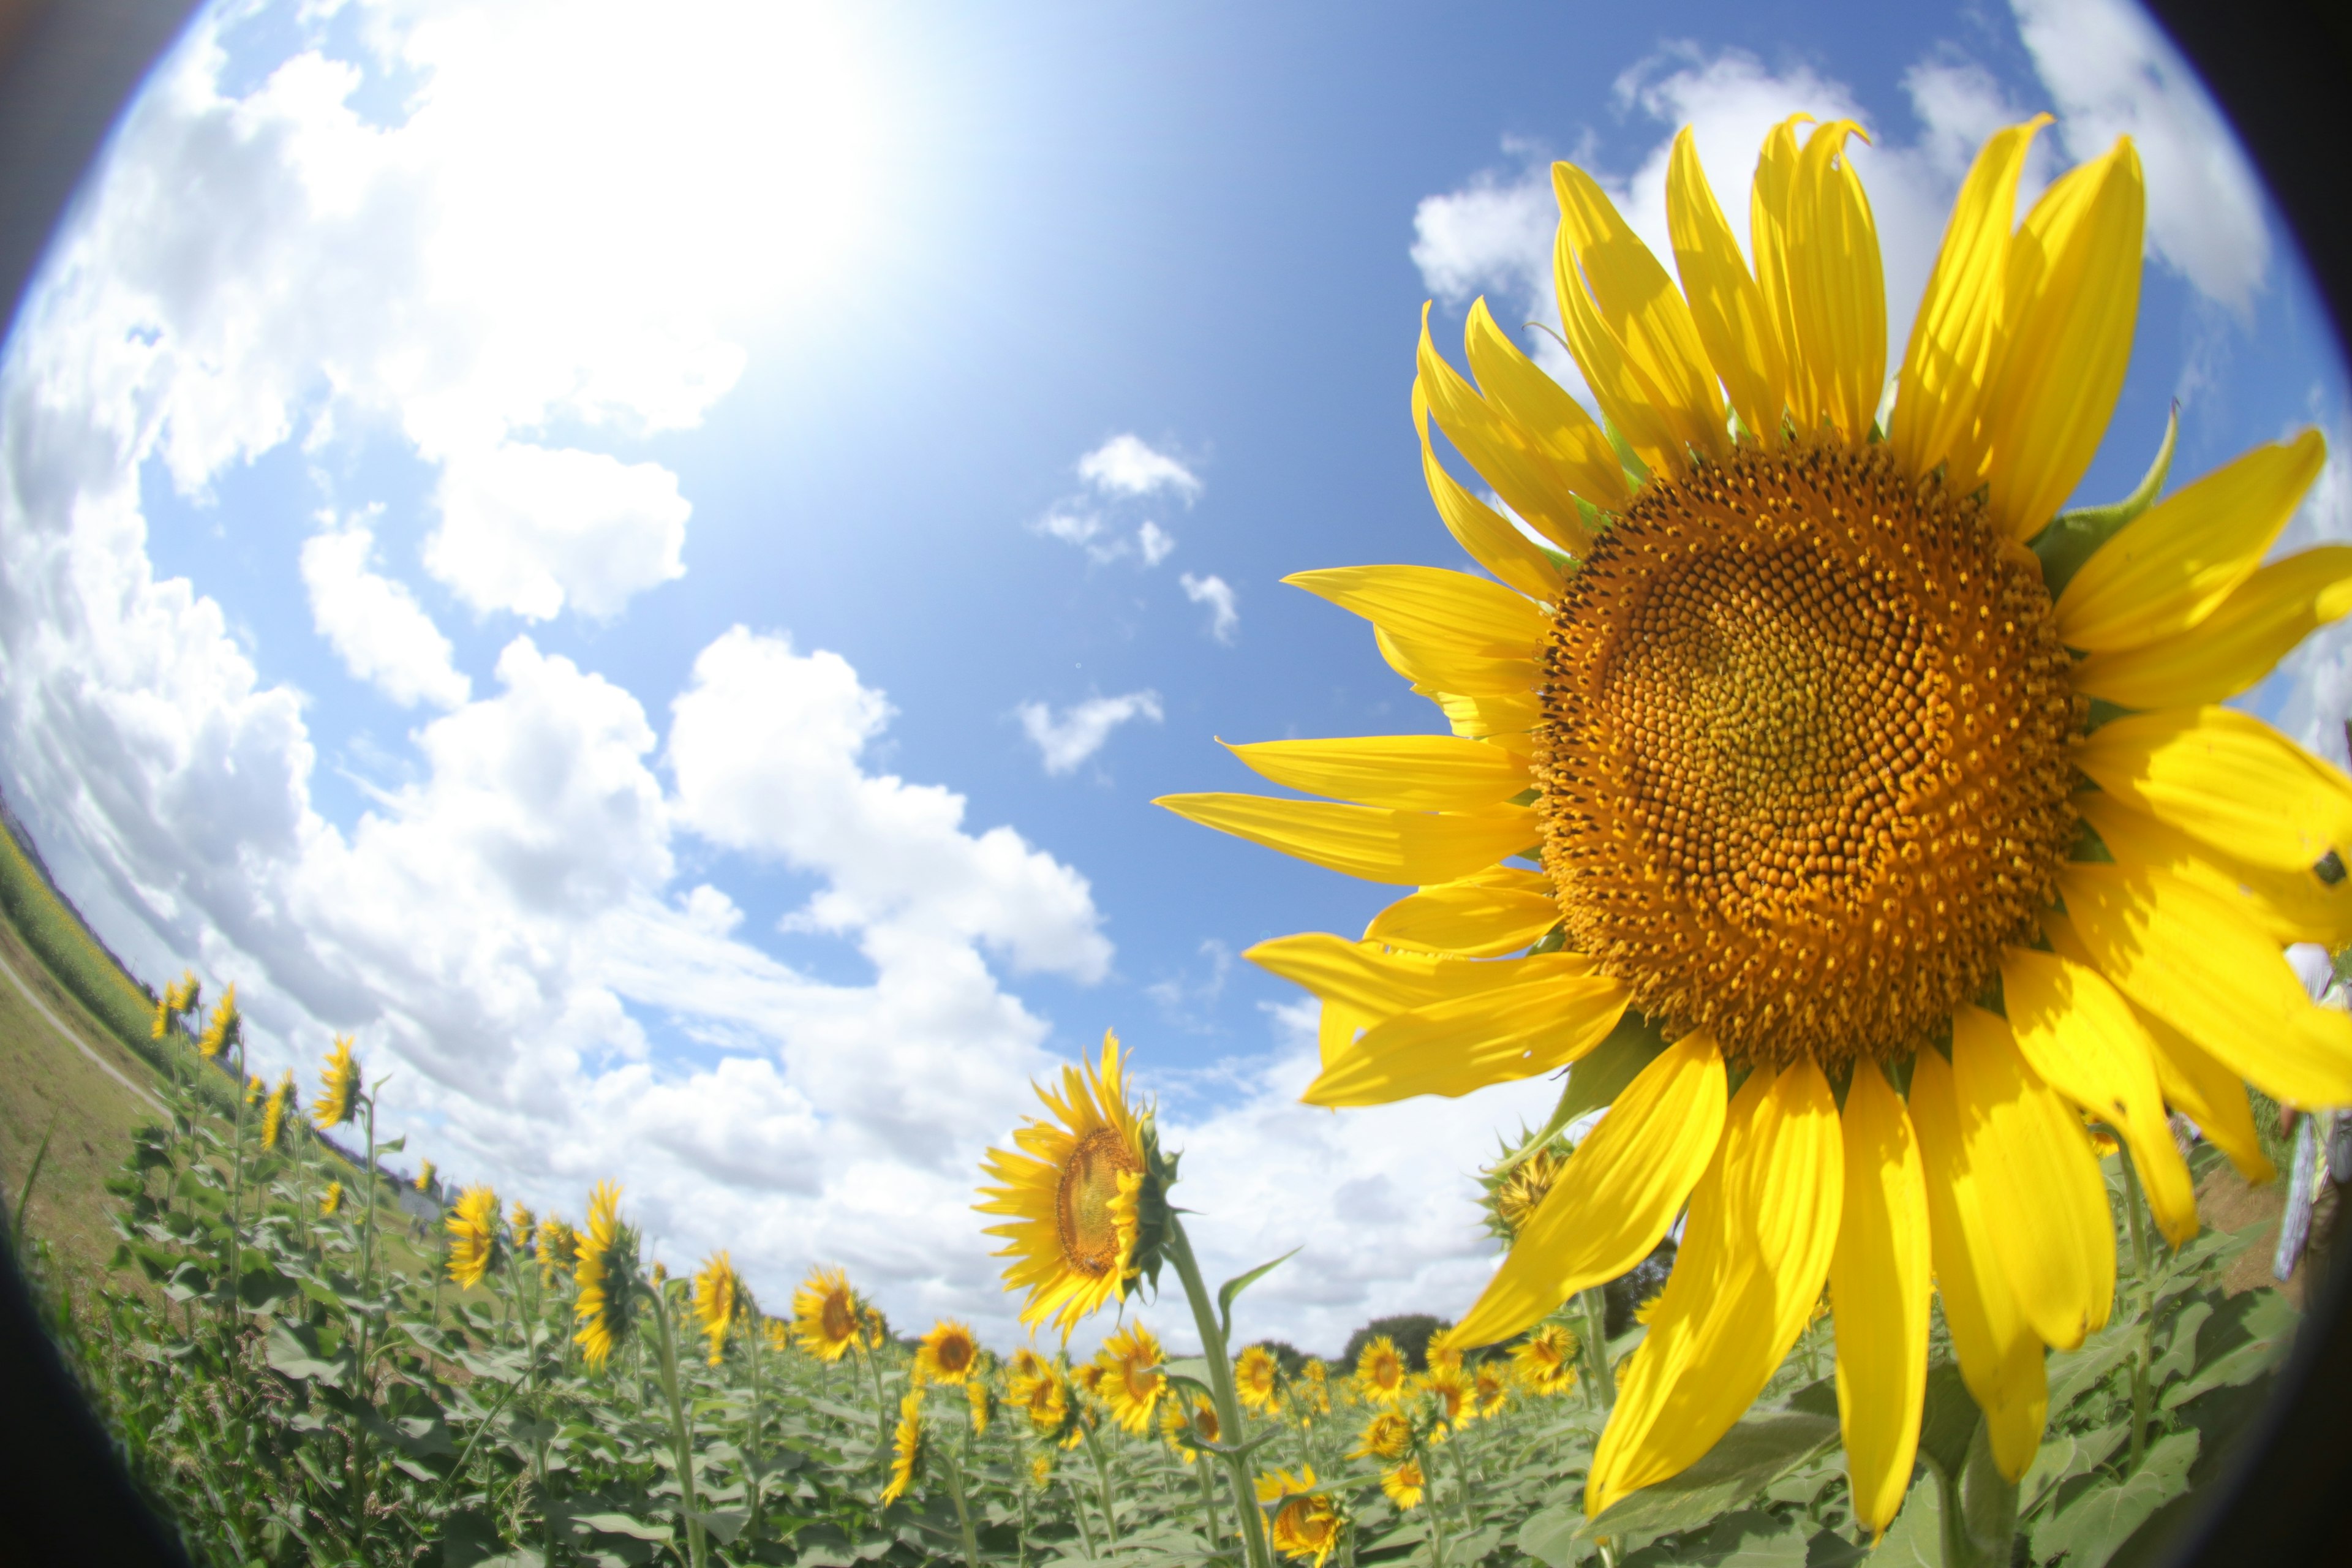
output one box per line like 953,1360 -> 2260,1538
651,1284 -> 709,1568
1581,1288 -> 1616,1408
1194,1451 -> 1223,1557
1079,1417 -> 1122,1547
944,1446 -> 982,1568
2120,1150 -> 2155,1470
222,1038 -> 247,1333
359,1096 -> 381,1296
1066,1472 -> 1099,1559
1165,1214 -> 1276,1568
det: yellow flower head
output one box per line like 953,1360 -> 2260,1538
1353,1336 -> 1407,1406
763,1315 -> 790,1355
1263,1472 -> 1342,1568
1027,1449 -> 1054,1492
259,1071 -> 295,1152
916,1319 -> 981,1385
320,1179 -> 342,1217
861,1302 -> 889,1350
1420,1365 -> 1472,1430
1297,1356 -> 1332,1414
1483,1140 -> 1567,1243
1513,1322 -> 1580,1396
1154,114 -> 2352,1533
791,1265 -> 864,1362
966,1373 -> 993,1436
535,1215 -> 577,1284
571,1181 -> 638,1371
881,1387 -> 922,1506
197,984 -> 240,1061
446,1185 -> 502,1291
509,1200 -> 535,1236
1350,1410 -> 1411,1463
976,1030 -> 1170,1338
312,1036 -> 361,1129
1381,1458 -> 1427,1512
1425,1330 -> 1463,1378
150,987 -> 175,1041
415,1159 -> 435,1194
1235,1343 -> 1282,1412
1632,1289 -> 1665,1327
693,1251 -> 748,1366
1473,1358 -> 1510,1418
1018,1362 -> 1074,1442
1256,1465 -> 1319,1506
1158,1390 -> 1218,1463
1093,1321 -> 1167,1435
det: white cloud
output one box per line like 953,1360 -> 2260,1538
1034,507 -> 1123,563
424,442 -> 689,620
2011,0 -> 2270,317
1137,519 -> 1176,567
1180,571 -> 1240,643
1077,433 -> 1201,501
1017,690 -> 1164,775
298,519 -> 471,709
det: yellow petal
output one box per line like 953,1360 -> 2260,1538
2057,429 -> 2329,648
1430,687 -> 1545,744
1154,793 -> 1537,885
1461,298 -> 1629,515
1413,380 -> 1569,599
2072,543 -> 2352,708
1245,932 -> 1590,1022
1999,947 -> 2196,1244
1784,121 -> 1885,443
1909,1044 -> 2048,1480
1666,127 -> 1787,441
1551,160 -> 1728,473
2059,862 -> 2352,1107
1363,867 -> 1560,957
1587,1059 -> 1842,1515
1416,303 -> 1598,555
2073,704 -> 2352,873
1950,1004 -> 2113,1350
1829,1063 -> 1931,1536
1286,564 -> 1547,657
1749,116 -> 1813,435
1981,138 -> 2144,540
1453,1032 -> 1728,1349
1374,625 -> 1540,697
1306,972 -> 1629,1106
2077,790 -> 2352,948
1890,116 -> 2049,485
1222,734 -> 1530,812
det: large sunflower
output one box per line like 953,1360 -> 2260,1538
445,1185 -> 503,1291
1095,1321 -> 1169,1434
791,1265 -> 865,1363
1159,113 -> 2352,1529
916,1318 -> 982,1385
976,1030 -> 1171,1337
572,1180 -> 638,1371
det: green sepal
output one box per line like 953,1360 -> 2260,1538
2033,403 -> 2177,598
1129,1113 -> 1180,1295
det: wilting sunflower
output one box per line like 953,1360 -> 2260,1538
918,1319 -> 982,1385
259,1071 -> 295,1152
1159,111 -> 2352,1528
1351,1410 -> 1411,1463
1259,1469 -> 1342,1567
1513,1322 -> 1580,1396
445,1186 -> 503,1290
1353,1336 -> 1408,1406
1235,1342 -> 1283,1412
1381,1458 -> 1427,1512
573,1180 -> 639,1371
882,1387 -> 922,1506
976,1030 -> 1175,1338
312,1036 -> 361,1129
535,1215 -> 577,1284
693,1252 -> 747,1366
791,1266 -> 864,1362
1095,1321 -> 1167,1434
197,984 -> 239,1060
320,1179 -> 342,1217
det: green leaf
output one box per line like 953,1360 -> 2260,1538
1621,1510 -> 1808,1567
2160,1288 -> 2297,1409
2019,1423 -> 2129,1519
1581,1414 -> 1838,1545
2046,1319 -> 2138,1415
572,1511 -> 675,1544
1871,1471 -> 1943,1568
1516,1503 -> 1595,1568
1913,1362 -> 1979,1483
2034,403 -> 2177,597
686,1507 -> 749,1545
2028,1431 -> 2198,1568
1216,1248 -> 1298,1345
2147,1297 -> 2215,1389
265,1321 -> 349,1383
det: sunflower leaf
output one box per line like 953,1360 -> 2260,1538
1578,1413 -> 1837,1547
2033,402 -> 2179,597
1216,1248 -> 1299,1344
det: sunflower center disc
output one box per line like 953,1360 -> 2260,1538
1537,440 -> 2084,1068
820,1289 -> 856,1344
1055,1126 -> 1138,1278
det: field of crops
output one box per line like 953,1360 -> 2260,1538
0,956 -> 2311,1568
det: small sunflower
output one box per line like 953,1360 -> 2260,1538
1381,1458 -> 1427,1512
1158,1389 -> 1219,1463
572,1180 -> 639,1371
510,1200 -> 535,1235
976,1030 -> 1177,1339
415,1159 -> 436,1195
320,1179 -> 342,1217
1015,1360 -> 1074,1442
693,1252 -> 748,1366
197,984 -> 240,1060
792,1266 -> 864,1362
1028,1450 -> 1054,1492
1425,1330 -> 1463,1377
917,1319 -> 982,1385
1235,1342 -> 1283,1412
446,1185 -> 503,1291
312,1036 -> 361,1129
763,1316 -> 790,1355
1354,1336 -> 1408,1406
535,1215 -> 577,1284
1298,1357 -> 1332,1414
1156,114 -> 2352,1527
1420,1365 -> 1473,1431
1513,1322 -> 1580,1396
149,976 -> 185,1041
1474,1359 -> 1511,1418
1259,1469 -> 1342,1568
1351,1410 -> 1411,1463
882,1387 -> 922,1506
258,1071 -> 295,1152
860,1301 -> 889,1350
1483,1138 -> 1570,1244
1095,1321 -> 1167,1435
967,1373 -> 993,1436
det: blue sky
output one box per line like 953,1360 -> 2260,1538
4,0 -> 2345,1350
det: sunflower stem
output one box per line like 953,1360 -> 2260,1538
943,1443 -> 982,1568
1580,1287 -> 1616,1408
1166,1212 -> 1277,1568
2120,1148 -> 2154,1471
649,1280 -> 710,1568
1080,1415 -> 1123,1546
1194,1446 -> 1224,1557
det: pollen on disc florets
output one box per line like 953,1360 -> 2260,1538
1536,437 -> 2085,1069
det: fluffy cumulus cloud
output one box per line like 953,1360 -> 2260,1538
1180,571 -> 1240,643
1031,432 -> 1199,567
299,518 -> 471,709
1076,432 -> 1202,500
425,443 -> 690,621
1016,690 -> 1164,775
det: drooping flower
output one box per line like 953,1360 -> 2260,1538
882,1388 -> 922,1506
967,1373 -> 993,1436
572,1181 -> 638,1371
693,1251 -> 747,1366
312,1036 -> 361,1129
197,984 -> 240,1060
792,1266 -> 864,1362
259,1071 -> 295,1152
509,1200 -> 535,1237
1513,1322 -> 1580,1397
1381,1458 -> 1427,1512
917,1319 -> 982,1385
415,1159 -> 436,1195
1159,112 -> 2352,1529
1353,1336 -> 1408,1406
446,1185 -> 502,1290
320,1179 -> 342,1216
976,1030 -> 1174,1338
1095,1321 -> 1167,1434
1350,1410 -> 1411,1463
860,1301 -> 889,1350
1015,1360 -> 1074,1442
535,1215 -> 577,1284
